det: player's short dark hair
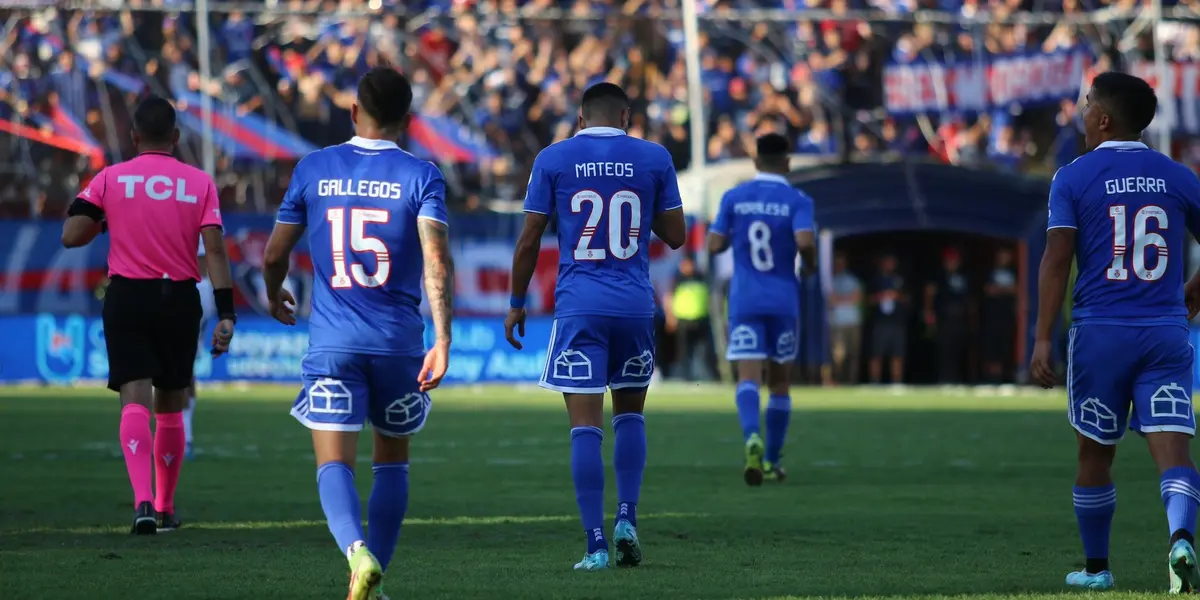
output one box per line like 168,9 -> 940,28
132,95 -> 177,145
357,67 -> 413,127
756,133 -> 791,159
580,82 -> 629,121
1091,71 -> 1157,136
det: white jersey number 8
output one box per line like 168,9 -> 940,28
1107,204 -> 1168,282
748,220 -> 774,272
571,190 -> 642,260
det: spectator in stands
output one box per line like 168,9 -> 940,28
828,252 -> 863,384
868,253 -> 908,385
981,247 -> 1018,383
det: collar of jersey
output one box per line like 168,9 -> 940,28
753,173 -> 790,185
574,127 -> 626,137
1095,140 -> 1148,151
346,136 -> 400,151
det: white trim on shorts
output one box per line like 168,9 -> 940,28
610,381 -> 651,390
1139,425 -> 1197,436
726,351 -> 769,361
538,381 -> 608,394
290,406 -> 363,433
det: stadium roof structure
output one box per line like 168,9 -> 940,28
788,160 -> 1053,241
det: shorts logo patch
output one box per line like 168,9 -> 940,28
1080,397 -> 1120,434
621,350 -> 655,379
384,392 -> 430,427
553,349 -> 592,381
308,378 -> 353,415
1151,383 -> 1193,420
776,330 -> 797,358
728,325 -> 758,355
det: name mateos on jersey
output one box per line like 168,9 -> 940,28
318,179 -> 403,199
1105,177 -> 1167,195
575,162 -> 635,178
734,201 -> 792,217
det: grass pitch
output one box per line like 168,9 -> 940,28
0,384 -> 1189,599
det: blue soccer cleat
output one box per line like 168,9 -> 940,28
1169,539 -> 1200,593
1065,569 -> 1114,590
613,519 -> 642,567
573,549 -> 609,571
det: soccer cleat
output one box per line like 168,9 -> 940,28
744,433 -> 765,486
573,549 -> 610,571
1065,569 -> 1114,590
346,546 -> 383,600
185,442 -> 194,461
763,461 -> 787,483
613,519 -> 642,567
130,501 -> 157,535
158,511 -> 182,532
1169,539 -> 1200,593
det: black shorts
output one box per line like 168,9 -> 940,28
102,276 -> 203,392
870,320 -> 907,359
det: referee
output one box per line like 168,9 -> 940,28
61,95 -> 237,535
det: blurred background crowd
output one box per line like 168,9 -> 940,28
2,0 -> 1169,218
2,0 -> 1199,386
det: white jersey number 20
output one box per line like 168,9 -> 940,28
571,190 -> 641,261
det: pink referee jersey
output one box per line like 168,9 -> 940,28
78,151 -> 223,281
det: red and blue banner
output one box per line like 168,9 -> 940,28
884,47 -> 1092,115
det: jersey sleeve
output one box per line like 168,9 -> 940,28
656,157 -> 684,213
78,168 -> 108,210
200,176 -> 223,229
416,164 -> 449,224
793,192 -> 815,232
709,190 -> 733,236
1047,167 -> 1077,230
277,160 -> 308,225
523,151 -> 554,215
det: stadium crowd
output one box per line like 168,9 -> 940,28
0,0 -> 1166,218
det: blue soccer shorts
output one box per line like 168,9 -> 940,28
1067,323 -> 1195,444
725,313 -> 798,363
539,316 -> 656,394
290,351 -> 431,438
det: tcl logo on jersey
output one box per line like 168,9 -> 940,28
115,175 -> 200,203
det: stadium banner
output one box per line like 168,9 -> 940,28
1122,61 -> 1200,135
883,47 -> 1091,115
0,314 -> 553,386
0,217 -> 684,317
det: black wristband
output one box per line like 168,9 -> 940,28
67,198 -> 105,222
213,288 -> 236,321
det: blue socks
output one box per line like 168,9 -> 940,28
1161,466 -> 1200,539
367,462 -> 409,571
613,413 -> 645,527
735,380 -> 760,440
1073,484 -> 1116,572
317,461 -> 365,557
570,426 -> 607,554
765,394 -> 791,464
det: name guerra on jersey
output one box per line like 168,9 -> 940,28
317,179 -> 404,199
734,201 -> 792,217
574,162 -> 635,178
1105,177 -> 1168,195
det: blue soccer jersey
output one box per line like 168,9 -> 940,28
279,136 -> 446,437
711,173 -> 814,362
524,127 -> 682,393
1049,140 -> 1200,443
524,126 -> 684,319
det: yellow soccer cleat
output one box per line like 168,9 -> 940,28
346,546 -> 383,600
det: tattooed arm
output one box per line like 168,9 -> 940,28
418,218 -> 454,347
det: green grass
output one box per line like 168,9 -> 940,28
0,384 -> 1189,599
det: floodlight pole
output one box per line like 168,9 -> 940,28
682,0 -> 706,214
197,0 -> 217,175
1152,0 -> 1171,155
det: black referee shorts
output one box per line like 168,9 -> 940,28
102,276 -> 203,392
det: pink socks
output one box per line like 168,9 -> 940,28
119,404 -> 154,507
154,412 -> 185,514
